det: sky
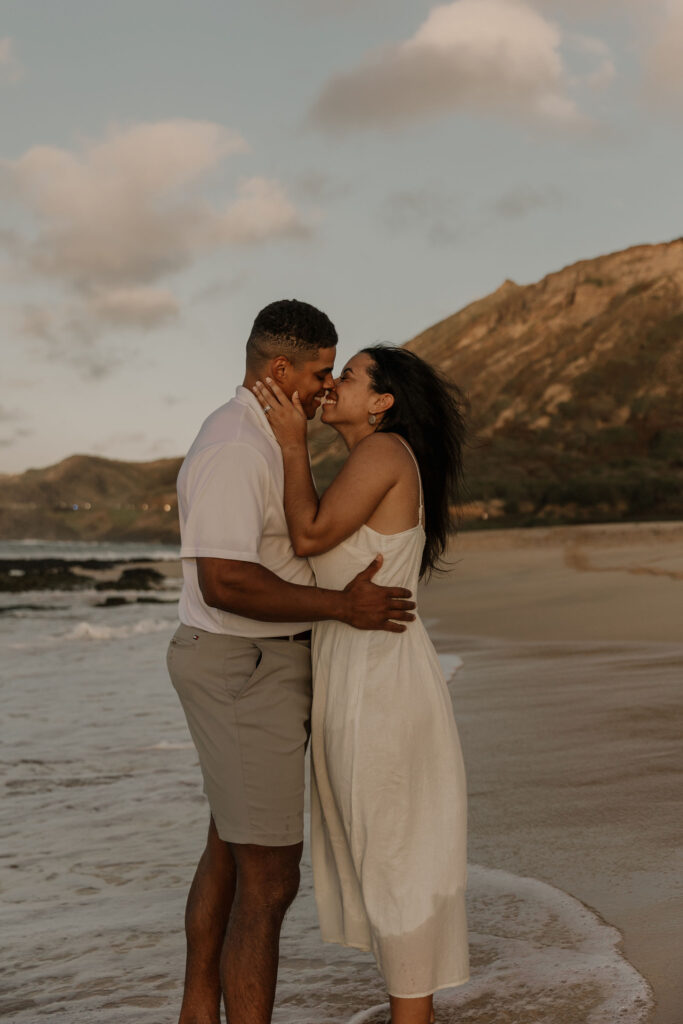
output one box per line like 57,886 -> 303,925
1,0 -> 682,473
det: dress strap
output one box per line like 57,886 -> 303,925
395,436 -> 424,527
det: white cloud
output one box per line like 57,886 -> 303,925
540,0 -> 683,105
643,0 -> 683,105
0,37 -> 22,83
0,120 -> 308,290
0,120 -> 311,374
88,286 -> 180,330
216,177 -> 311,244
536,0 -> 639,12
309,0 -> 608,132
570,34 -> 616,90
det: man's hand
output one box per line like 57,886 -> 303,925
341,554 -> 416,633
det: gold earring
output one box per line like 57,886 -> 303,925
368,413 -> 377,425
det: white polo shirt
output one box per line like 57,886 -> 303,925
177,386 -> 315,637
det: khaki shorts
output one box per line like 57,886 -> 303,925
167,624 -> 312,846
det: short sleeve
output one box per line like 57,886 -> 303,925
180,443 -> 269,562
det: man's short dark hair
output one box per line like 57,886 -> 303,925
246,299 -> 337,369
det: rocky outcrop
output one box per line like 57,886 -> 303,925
404,239 -> 683,442
0,557 -> 171,595
312,238 -> 683,525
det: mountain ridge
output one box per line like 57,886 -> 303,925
2,238 -> 682,541
311,237 -> 683,521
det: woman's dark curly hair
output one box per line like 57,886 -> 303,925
362,345 -> 468,579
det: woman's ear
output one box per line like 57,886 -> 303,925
371,392 -> 394,415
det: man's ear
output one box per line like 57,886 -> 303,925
269,356 -> 292,382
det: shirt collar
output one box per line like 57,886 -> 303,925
234,385 -> 279,445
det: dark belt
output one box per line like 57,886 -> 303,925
269,629 -> 312,642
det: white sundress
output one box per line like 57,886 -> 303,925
309,439 -> 469,998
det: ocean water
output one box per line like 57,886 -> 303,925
0,539 -> 180,562
0,544 -> 654,1023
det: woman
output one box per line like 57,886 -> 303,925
253,345 -> 469,1023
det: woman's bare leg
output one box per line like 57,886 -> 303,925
389,994 -> 433,1024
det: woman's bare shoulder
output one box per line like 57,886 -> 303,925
347,432 -> 412,472
353,432 -> 410,459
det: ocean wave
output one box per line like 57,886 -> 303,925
143,740 -> 195,751
0,539 -> 180,561
0,587 -> 179,611
438,653 -> 464,682
63,618 -> 174,642
446,864 -> 654,1023
279,864 -> 653,1024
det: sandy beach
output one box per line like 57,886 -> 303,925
1,523 -> 680,1022
421,521 -> 683,1024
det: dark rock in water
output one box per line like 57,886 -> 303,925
0,560 -> 86,592
94,567 -> 165,591
0,557 -> 170,593
0,603 -> 63,613
96,596 -> 129,607
136,596 -> 178,604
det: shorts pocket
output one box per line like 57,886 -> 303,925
166,628 -> 200,675
222,643 -> 262,698
169,630 -> 199,649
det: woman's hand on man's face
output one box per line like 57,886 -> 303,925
252,378 -> 308,450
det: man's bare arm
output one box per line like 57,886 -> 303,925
197,556 -> 415,633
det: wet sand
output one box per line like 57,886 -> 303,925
420,521 -> 683,1024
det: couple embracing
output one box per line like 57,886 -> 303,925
167,299 -> 469,1024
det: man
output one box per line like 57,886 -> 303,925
167,299 -> 415,1024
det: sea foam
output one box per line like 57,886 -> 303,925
63,618 -> 173,641
438,653 -> 464,681
278,864 -> 654,1024
143,740 -> 196,751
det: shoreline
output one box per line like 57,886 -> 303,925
421,521 -> 683,1024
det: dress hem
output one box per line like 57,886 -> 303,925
321,939 -> 470,998
387,976 -> 470,999
322,936 -> 372,953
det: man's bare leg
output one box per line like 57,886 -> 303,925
178,816 -> 236,1024
221,841 -> 303,1024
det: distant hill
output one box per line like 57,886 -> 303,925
0,454 -> 182,542
312,238 -> 683,526
2,239 -> 682,542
